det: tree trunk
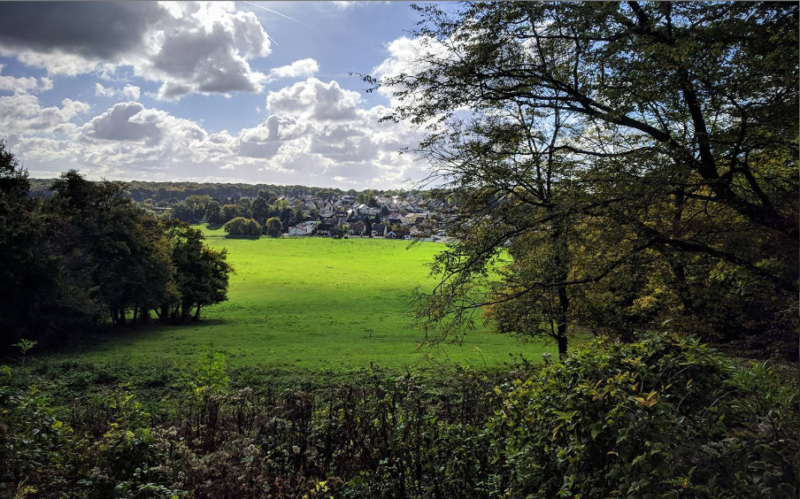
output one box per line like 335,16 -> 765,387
557,334 -> 568,359
193,304 -> 202,321
553,221 -> 571,360
140,308 -> 150,324
159,303 -> 170,323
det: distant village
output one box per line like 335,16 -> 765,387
275,193 -> 454,242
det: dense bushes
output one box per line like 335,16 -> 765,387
1,333 -> 796,498
487,333 -> 799,498
223,217 -> 262,238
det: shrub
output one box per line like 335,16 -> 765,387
223,217 -> 261,238
1,335 -> 796,498
265,217 -> 282,238
486,332 -> 799,498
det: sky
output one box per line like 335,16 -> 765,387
0,1 -> 453,189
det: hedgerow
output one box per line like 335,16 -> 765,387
1,333 -> 796,498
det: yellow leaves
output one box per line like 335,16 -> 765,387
622,356 -> 642,365
633,391 -> 658,408
52,420 -> 63,429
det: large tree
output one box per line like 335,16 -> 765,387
375,1 -> 798,357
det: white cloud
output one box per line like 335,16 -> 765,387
95,82 -> 117,98
266,58 -> 319,82
0,94 -> 91,136
267,78 -> 361,121
6,77 -> 426,189
0,63 -> 53,94
123,84 -> 141,100
372,36 -> 452,106
0,2 -> 272,99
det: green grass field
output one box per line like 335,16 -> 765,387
58,226 -> 554,370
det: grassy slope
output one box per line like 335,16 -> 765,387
57,226 -> 555,370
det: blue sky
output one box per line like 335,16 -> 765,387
0,1 -> 455,188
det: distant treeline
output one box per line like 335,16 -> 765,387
27,178 -> 434,204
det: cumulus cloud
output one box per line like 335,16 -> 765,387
96,83 -> 142,101
0,2 -> 272,99
7,75 -> 426,188
267,78 -> 361,121
0,94 -> 90,136
95,83 -> 116,98
0,63 -> 52,94
266,58 -> 319,82
123,85 -> 141,100
372,36 -> 452,106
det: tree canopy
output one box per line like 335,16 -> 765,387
373,1 -> 798,358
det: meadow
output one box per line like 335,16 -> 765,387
57,226 -> 554,370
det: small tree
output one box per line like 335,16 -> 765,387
223,217 -> 261,237
12,339 -> 37,366
266,217 -> 282,238
220,204 -> 239,224
205,201 -> 223,225
364,215 -> 373,238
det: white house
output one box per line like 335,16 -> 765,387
319,203 -> 334,218
288,225 -> 310,237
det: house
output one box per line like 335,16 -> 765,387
315,223 -> 334,236
349,221 -> 365,236
372,223 -> 387,237
342,195 -> 356,203
288,225 -> 311,237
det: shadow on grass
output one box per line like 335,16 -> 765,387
13,318 -> 231,362
224,234 -> 262,240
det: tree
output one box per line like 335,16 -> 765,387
223,217 -> 262,237
237,197 -> 253,218
373,1 -> 799,357
252,196 -> 269,225
265,217 -> 282,238
0,140 -> 30,199
161,222 -> 232,322
364,215 -> 373,238
221,204 -> 239,224
380,205 -> 390,216
51,171 -> 174,326
293,206 -> 305,225
205,201 -> 223,225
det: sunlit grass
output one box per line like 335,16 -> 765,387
59,226 -> 556,370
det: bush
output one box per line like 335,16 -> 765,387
223,217 -> 261,238
265,217 -> 282,238
1,335 -> 796,498
487,332 -> 799,498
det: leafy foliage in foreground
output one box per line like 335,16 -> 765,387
1,333 -> 795,498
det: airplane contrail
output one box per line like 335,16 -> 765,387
241,1 -> 314,30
